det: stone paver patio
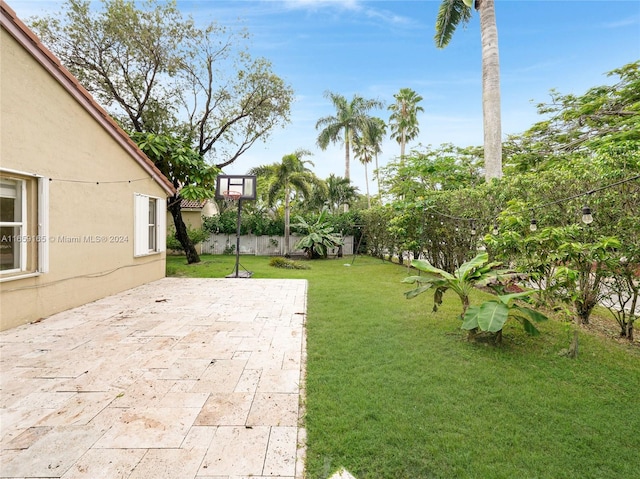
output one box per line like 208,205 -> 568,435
0,278 -> 307,479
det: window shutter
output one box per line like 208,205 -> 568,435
38,177 -> 49,273
157,197 -> 166,252
134,194 -> 149,256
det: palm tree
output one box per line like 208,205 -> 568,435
249,150 -> 323,256
388,88 -> 424,160
316,91 -> 384,181
434,0 -> 503,181
370,117 -> 387,198
353,117 -> 386,207
352,137 -> 374,209
325,174 -> 359,214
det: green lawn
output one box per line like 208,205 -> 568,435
167,254 -> 640,479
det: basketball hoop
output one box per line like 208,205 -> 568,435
214,175 -> 256,279
222,190 -> 242,203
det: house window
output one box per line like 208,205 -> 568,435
0,179 -> 25,272
134,193 -> 166,256
0,171 -> 49,279
148,197 -> 157,251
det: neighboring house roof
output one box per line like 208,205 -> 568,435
0,2 -> 176,196
180,199 -> 208,209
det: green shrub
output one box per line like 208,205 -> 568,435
167,225 -> 209,251
269,256 -> 310,270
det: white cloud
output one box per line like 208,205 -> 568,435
602,14 -> 640,28
280,0 -> 362,11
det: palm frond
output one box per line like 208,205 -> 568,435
434,0 -> 472,48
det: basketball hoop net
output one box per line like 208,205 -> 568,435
222,190 -> 242,204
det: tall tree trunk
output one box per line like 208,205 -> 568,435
364,161 -> 371,208
343,139 -> 351,212
375,153 -> 381,198
568,329 -> 579,358
479,0 -> 503,181
284,186 -> 291,256
344,135 -> 351,180
168,196 -> 200,264
625,320 -> 634,341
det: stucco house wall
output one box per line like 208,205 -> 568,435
0,4 -> 176,330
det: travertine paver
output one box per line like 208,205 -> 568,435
0,277 -> 307,479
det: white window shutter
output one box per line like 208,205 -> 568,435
134,194 -> 149,256
38,177 -> 49,273
157,197 -> 166,252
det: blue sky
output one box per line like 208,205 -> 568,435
10,0 -> 640,192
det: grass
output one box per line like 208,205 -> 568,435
167,254 -> 640,479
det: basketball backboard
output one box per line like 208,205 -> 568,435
214,175 -> 257,201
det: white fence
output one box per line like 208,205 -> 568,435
201,234 -> 354,257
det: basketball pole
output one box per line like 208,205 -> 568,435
234,198 -> 242,278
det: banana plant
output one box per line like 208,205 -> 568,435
403,252 -> 506,317
461,291 -> 549,339
293,208 -> 343,259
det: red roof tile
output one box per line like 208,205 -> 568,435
180,199 -> 208,209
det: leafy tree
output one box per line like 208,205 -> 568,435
603,251 -> 639,341
131,132 -> 219,263
31,0 -> 293,164
486,225 -> 569,307
388,88 -> 424,160
293,209 -> 343,259
487,145 -> 639,325
379,144 -> 483,200
316,91 -> 384,182
249,151 -> 325,256
434,0 -> 502,180
387,208 -> 423,265
556,235 -> 621,325
360,206 -> 395,259
505,61 -> 640,172
31,0 -> 293,261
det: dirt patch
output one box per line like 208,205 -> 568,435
581,312 -> 638,348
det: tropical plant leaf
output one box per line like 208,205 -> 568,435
410,259 -> 454,280
496,290 -> 536,305
510,304 -> 549,323
404,284 -> 433,299
402,273 -> 443,284
455,252 -> 489,281
433,286 -> 448,311
402,275 -> 421,284
462,305 -> 481,330
522,317 -> 542,336
476,301 -> 509,332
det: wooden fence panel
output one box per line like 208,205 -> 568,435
201,234 -> 354,256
